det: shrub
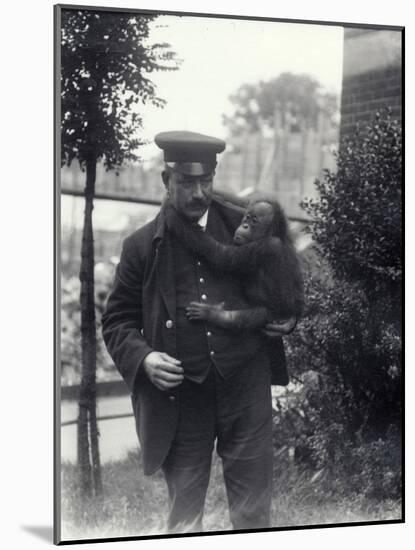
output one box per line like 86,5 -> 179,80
302,110 -> 402,307
61,262 -> 117,385
273,110 -> 402,501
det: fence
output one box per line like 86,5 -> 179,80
61,380 -> 132,428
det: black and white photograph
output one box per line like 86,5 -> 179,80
54,3 -> 403,545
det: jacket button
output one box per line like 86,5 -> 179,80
201,294 -> 207,300
169,395 -> 176,401
166,320 -> 173,329
210,350 -> 215,357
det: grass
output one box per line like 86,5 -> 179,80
60,449 -> 402,542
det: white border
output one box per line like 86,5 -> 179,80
1,1 -> 410,548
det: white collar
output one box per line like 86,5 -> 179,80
197,208 -> 209,230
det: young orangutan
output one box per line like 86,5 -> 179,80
165,193 -> 304,332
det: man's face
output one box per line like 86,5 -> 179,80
163,169 -> 214,221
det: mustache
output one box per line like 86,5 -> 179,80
187,199 -> 208,208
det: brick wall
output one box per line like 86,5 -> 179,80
340,28 -> 403,139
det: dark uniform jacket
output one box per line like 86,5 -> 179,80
102,195 -> 288,475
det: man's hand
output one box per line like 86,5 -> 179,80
262,317 -> 297,338
142,351 -> 184,392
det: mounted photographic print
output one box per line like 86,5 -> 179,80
54,3 -> 404,544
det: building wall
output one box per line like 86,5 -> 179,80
340,28 -> 403,139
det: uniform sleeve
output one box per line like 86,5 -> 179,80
192,233 -> 269,273
101,235 -> 153,393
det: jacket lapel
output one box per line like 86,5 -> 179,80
153,207 -> 176,321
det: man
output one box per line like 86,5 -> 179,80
102,131 -> 294,534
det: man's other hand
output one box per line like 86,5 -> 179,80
142,351 -> 184,391
262,317 -> 297,338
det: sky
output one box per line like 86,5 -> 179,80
137,15 -> 344,160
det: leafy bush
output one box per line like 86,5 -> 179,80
286,269 -> 401,431
61,262 -> 117,385
273,110 -> 402,502
302,110 -> 402,305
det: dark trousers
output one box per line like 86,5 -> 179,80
161,352 -> 273,533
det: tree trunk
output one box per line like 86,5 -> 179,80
89,398 -> 102,494
77,156 -> 102,497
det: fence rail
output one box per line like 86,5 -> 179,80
61,188 -> 162,207
61,379 -> 129,401
61,412 -> 134,427
61,380 -> 133,427
61,188 -> 311,224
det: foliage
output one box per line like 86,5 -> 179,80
272,110 -> 402,501
223,72 -> 339,136
61,8 -> 179,169
302,110 -> 402,303
273,270 -> 401,502
61,277 -> 82,385
61,264 -> 116,385
287,264 -> 401,427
